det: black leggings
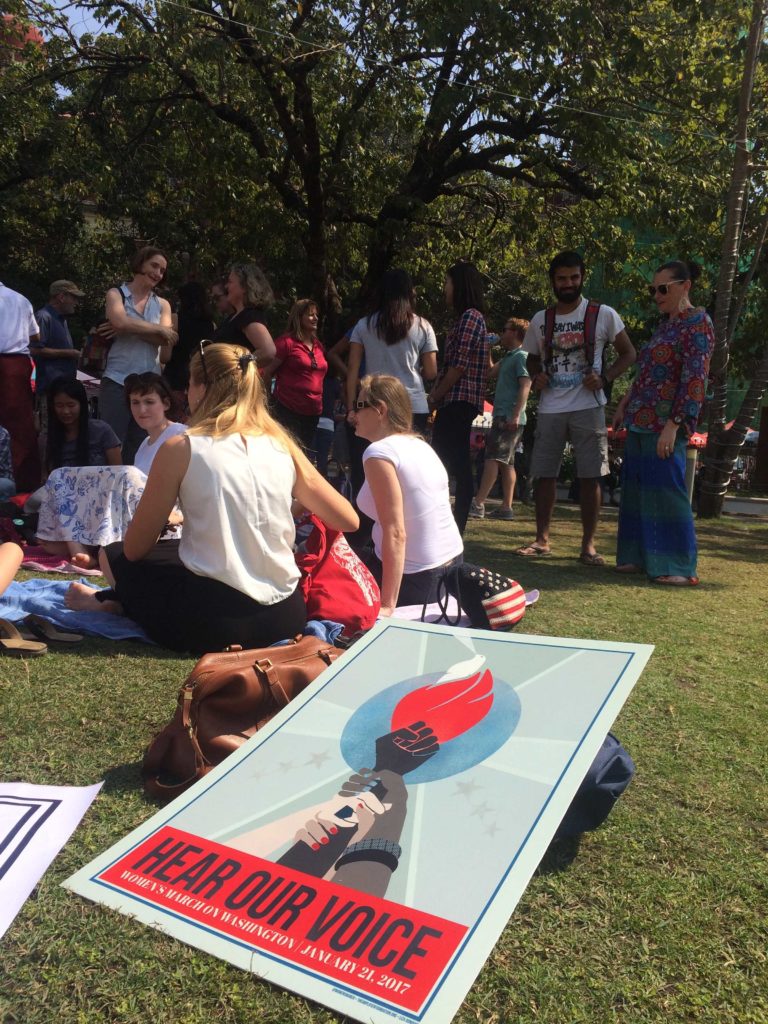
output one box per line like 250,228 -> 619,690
431,400 -> 477,535
362,550 -> 464,608
105,542 -> 306,655
272,401 -> 319,451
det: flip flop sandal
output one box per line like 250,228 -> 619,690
0,618 -> 48,658
578,552 -> 607,567
23,614 -> 84,644
516,544 -> 551,557
652,576 -> 700,587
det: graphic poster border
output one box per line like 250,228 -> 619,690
65,620 -> 653,1024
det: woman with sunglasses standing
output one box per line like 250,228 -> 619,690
612,261 -> 714,585
264,299 -> 327,449
66,344 -> 358,654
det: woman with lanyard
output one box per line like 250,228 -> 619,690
101,247 -> 177,464
264,298 -> 327,450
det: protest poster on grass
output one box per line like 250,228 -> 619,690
65,619 -> 652,1023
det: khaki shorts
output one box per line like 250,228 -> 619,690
530,406 -> 609,478
485,420 -> 524,465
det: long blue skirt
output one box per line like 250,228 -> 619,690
616,431 -> 698,578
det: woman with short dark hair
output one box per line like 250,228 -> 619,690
101,246 -> 178,462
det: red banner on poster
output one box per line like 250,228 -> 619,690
99,826 -> 467,1012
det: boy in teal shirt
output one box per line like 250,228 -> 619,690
470,319 -> 532,520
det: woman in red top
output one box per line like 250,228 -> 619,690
266,299 -> 328,449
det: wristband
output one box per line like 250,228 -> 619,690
335,838 -> 402,873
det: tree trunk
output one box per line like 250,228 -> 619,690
698,0 -> 767,517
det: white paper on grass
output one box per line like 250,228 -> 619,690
0,781 -> 102,938
64,620 -> 652,1024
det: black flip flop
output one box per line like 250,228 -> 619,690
23,614 -> 84,644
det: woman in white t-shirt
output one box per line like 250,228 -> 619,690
65,344 -> 358,654
125,372 -> 187,476
346,269 -> 437,432
353,374 -> 463,615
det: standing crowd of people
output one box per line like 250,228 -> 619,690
0,244 -> 715,656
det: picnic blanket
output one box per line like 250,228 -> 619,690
0,578 -> 151,642
0,578 -> 345,648
21,545 -> 103,575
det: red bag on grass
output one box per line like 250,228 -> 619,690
296,515 -> 380,635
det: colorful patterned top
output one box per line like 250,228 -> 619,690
623,307 -> 714,435
434,308 -> 489,411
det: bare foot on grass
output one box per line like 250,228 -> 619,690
69,551 -> 98,570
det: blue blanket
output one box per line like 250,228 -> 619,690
0,578 -> 345,647
0,578 -> 152,641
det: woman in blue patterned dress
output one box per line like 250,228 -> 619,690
612,261 -> 714,585
35,378 -> 153,568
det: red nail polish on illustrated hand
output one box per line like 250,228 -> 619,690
311,843 -> 320,851
321,837 -> 329,845
330,826 -> 338,835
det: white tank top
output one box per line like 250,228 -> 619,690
179,433 -> 300,604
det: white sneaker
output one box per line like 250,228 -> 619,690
469,501 -> 485,519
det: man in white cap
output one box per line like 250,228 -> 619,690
32,279 -> 85,397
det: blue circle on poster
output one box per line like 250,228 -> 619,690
339,672 -> 521,783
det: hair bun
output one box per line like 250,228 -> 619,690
686,260 -> 701,282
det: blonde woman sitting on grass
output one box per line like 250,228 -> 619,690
66,343 -> 358,654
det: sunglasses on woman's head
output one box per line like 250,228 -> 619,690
648,281 -> 684,297
198,339 -> 213,383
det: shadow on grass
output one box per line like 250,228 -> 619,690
101,760 -> 144,795
535,834 -> 582,875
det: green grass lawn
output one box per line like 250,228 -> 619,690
1,504 -> 766,1024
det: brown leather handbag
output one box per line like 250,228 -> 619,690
142,635 -> 340,801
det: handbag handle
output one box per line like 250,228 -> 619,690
421,564 -> 462,626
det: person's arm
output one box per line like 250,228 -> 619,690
105,446 -> 122,466
345,342 -> 364,416
506,375 -> 532,431
260,355 -> 283,390
242,321 -> 277,365
105,288 -> 177,347
327,334 -> 351,381
420,350 -> 437,382
123,435 -> 190,560
156,298 -> 177,364
612,392 -> 631,430
364,456 -> 406,615
31,317 -> 80,361
585,328 -> 636,392
292,446 -> 359,532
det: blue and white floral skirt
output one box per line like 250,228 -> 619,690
36,465 -> 147,547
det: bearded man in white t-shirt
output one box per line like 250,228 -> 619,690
518,251 -> 635,565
